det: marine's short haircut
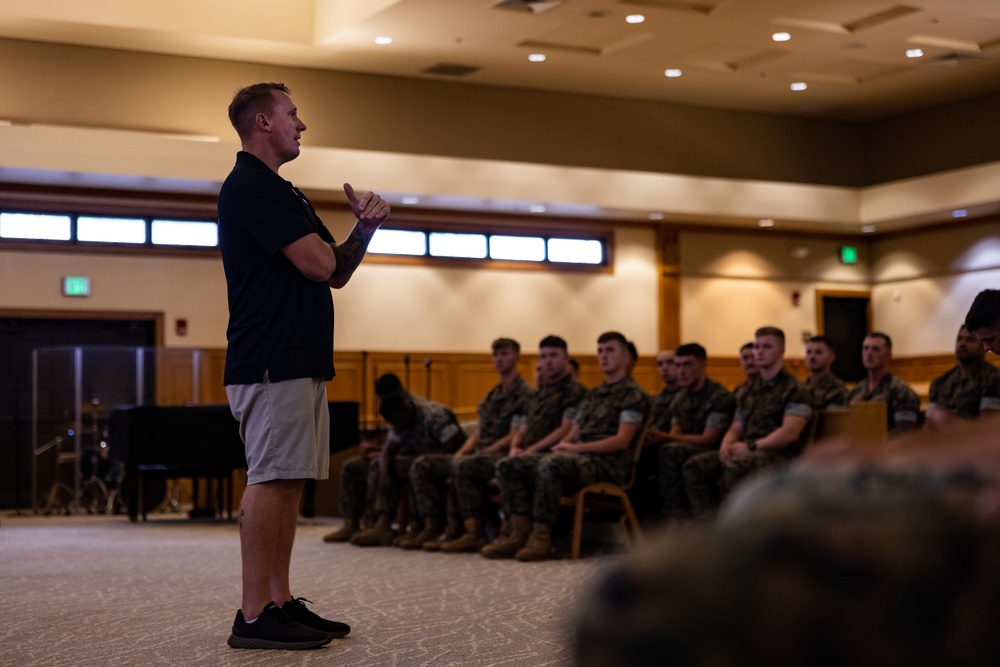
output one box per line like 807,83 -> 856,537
807,335 -> 835,351
378,393 -> 408,419
675,343 -> 707,362
740,342 -> 754,353
965,289 -> 1000,332
228,82 -> 290,140
597,331 -> 629,347
492,337 -> 520,354
867,331 -> 893,350
538,335 -> 568,351
625,340 -> 638,363
754,326 -> 785,345
374,373 -> 404,397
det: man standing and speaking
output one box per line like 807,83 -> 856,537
219,82 -> 390,650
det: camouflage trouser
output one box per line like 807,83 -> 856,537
658,442 -> 710,518
452,451 -> 504,519
684,449 -> 792,519
498,453 -> 615,525
340,455 -> 415,520
409,453 -> 459,520
721,450 -> 793,497
495,454 -> 545,519
533,454 -> 618,524
338,457 -> 376,520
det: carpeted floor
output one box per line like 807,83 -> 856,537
0,513 -> 617,667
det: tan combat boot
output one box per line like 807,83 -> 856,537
397,517 -> 445,549
422,517 -> 463,551
322,517 -> 359,543
440,517 -> 488,553
480,515 -> 532,559
515,523 -> 553,561
349,515 -> 395,547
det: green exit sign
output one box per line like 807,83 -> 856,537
839,246 -> 858,264
62,276 -> 90,297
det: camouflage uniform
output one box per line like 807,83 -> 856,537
658,378 -> 735,517
684,368 -> 812,518
452,373 -> 586,520
339,395 -> 463,520
847,372 -> 920,431
928,361 -> 1000,420
410,376 -> 532,521
806,371 -> 849,409
497,376 -> 650,524
649,386 -> 681,432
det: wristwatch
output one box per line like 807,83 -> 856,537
746,439 -> 757,452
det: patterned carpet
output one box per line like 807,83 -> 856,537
0,513 -> 616,667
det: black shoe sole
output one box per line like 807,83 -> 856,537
227,634 -> 332,650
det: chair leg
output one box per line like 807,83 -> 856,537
572,492 -> 587,560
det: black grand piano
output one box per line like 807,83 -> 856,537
108,405 -> 246,521
108,402 -> 359,521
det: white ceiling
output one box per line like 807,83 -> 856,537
1,0 -> 999,121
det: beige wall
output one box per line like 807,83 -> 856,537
870,218 -> 1000,355
678,229 -> 871,357
0,222 -> 658,356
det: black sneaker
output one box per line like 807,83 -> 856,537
281,597 -> 351,639
227,602 -> 332,650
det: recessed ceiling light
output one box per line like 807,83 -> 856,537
790,82 -> 807,91
758,218 -> 775,228
401,196 -> 419,205
664,69 -> 682,78
529,204 -> 546,213
861,224 -> 876,233
952,209 -> 968,218
772,32 -> 791,42
626,14 -> 645,24
528,53 -> 546,62
374,36 -> 393,45
905,48 -> 924,58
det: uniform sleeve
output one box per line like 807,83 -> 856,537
980,367 -> 1000,413
784,384 -> 814,422
705,390 -> 737,431
892,384 -> 921,426
619,387 -> 651,427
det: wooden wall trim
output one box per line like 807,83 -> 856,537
151,347 -> 984,424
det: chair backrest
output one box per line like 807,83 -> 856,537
620,421 -> 649,491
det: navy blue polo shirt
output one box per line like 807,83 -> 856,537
218,151 -> 335,385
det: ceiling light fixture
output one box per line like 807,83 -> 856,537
401,196 -> 420,205
529,204 -> 546,213
664,69 -> 682,78
626,14 -> 645,24
758,218 -> 775,228
648,212 -> 664,220
952,209 -> 968,218
772,32 -> 791,42
528,53 -> 546,62
374,36 -> 393,45
861,225 -> 876,233
790,82 -> 807,91
905,48 -> 923,58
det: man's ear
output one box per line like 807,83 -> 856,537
255,112 -> 270,132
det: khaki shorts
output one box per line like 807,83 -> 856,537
226,376 -> 330,485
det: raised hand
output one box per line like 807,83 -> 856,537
344,182 -> 390,230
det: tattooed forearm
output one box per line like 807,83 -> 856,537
329,223 -> 378,287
